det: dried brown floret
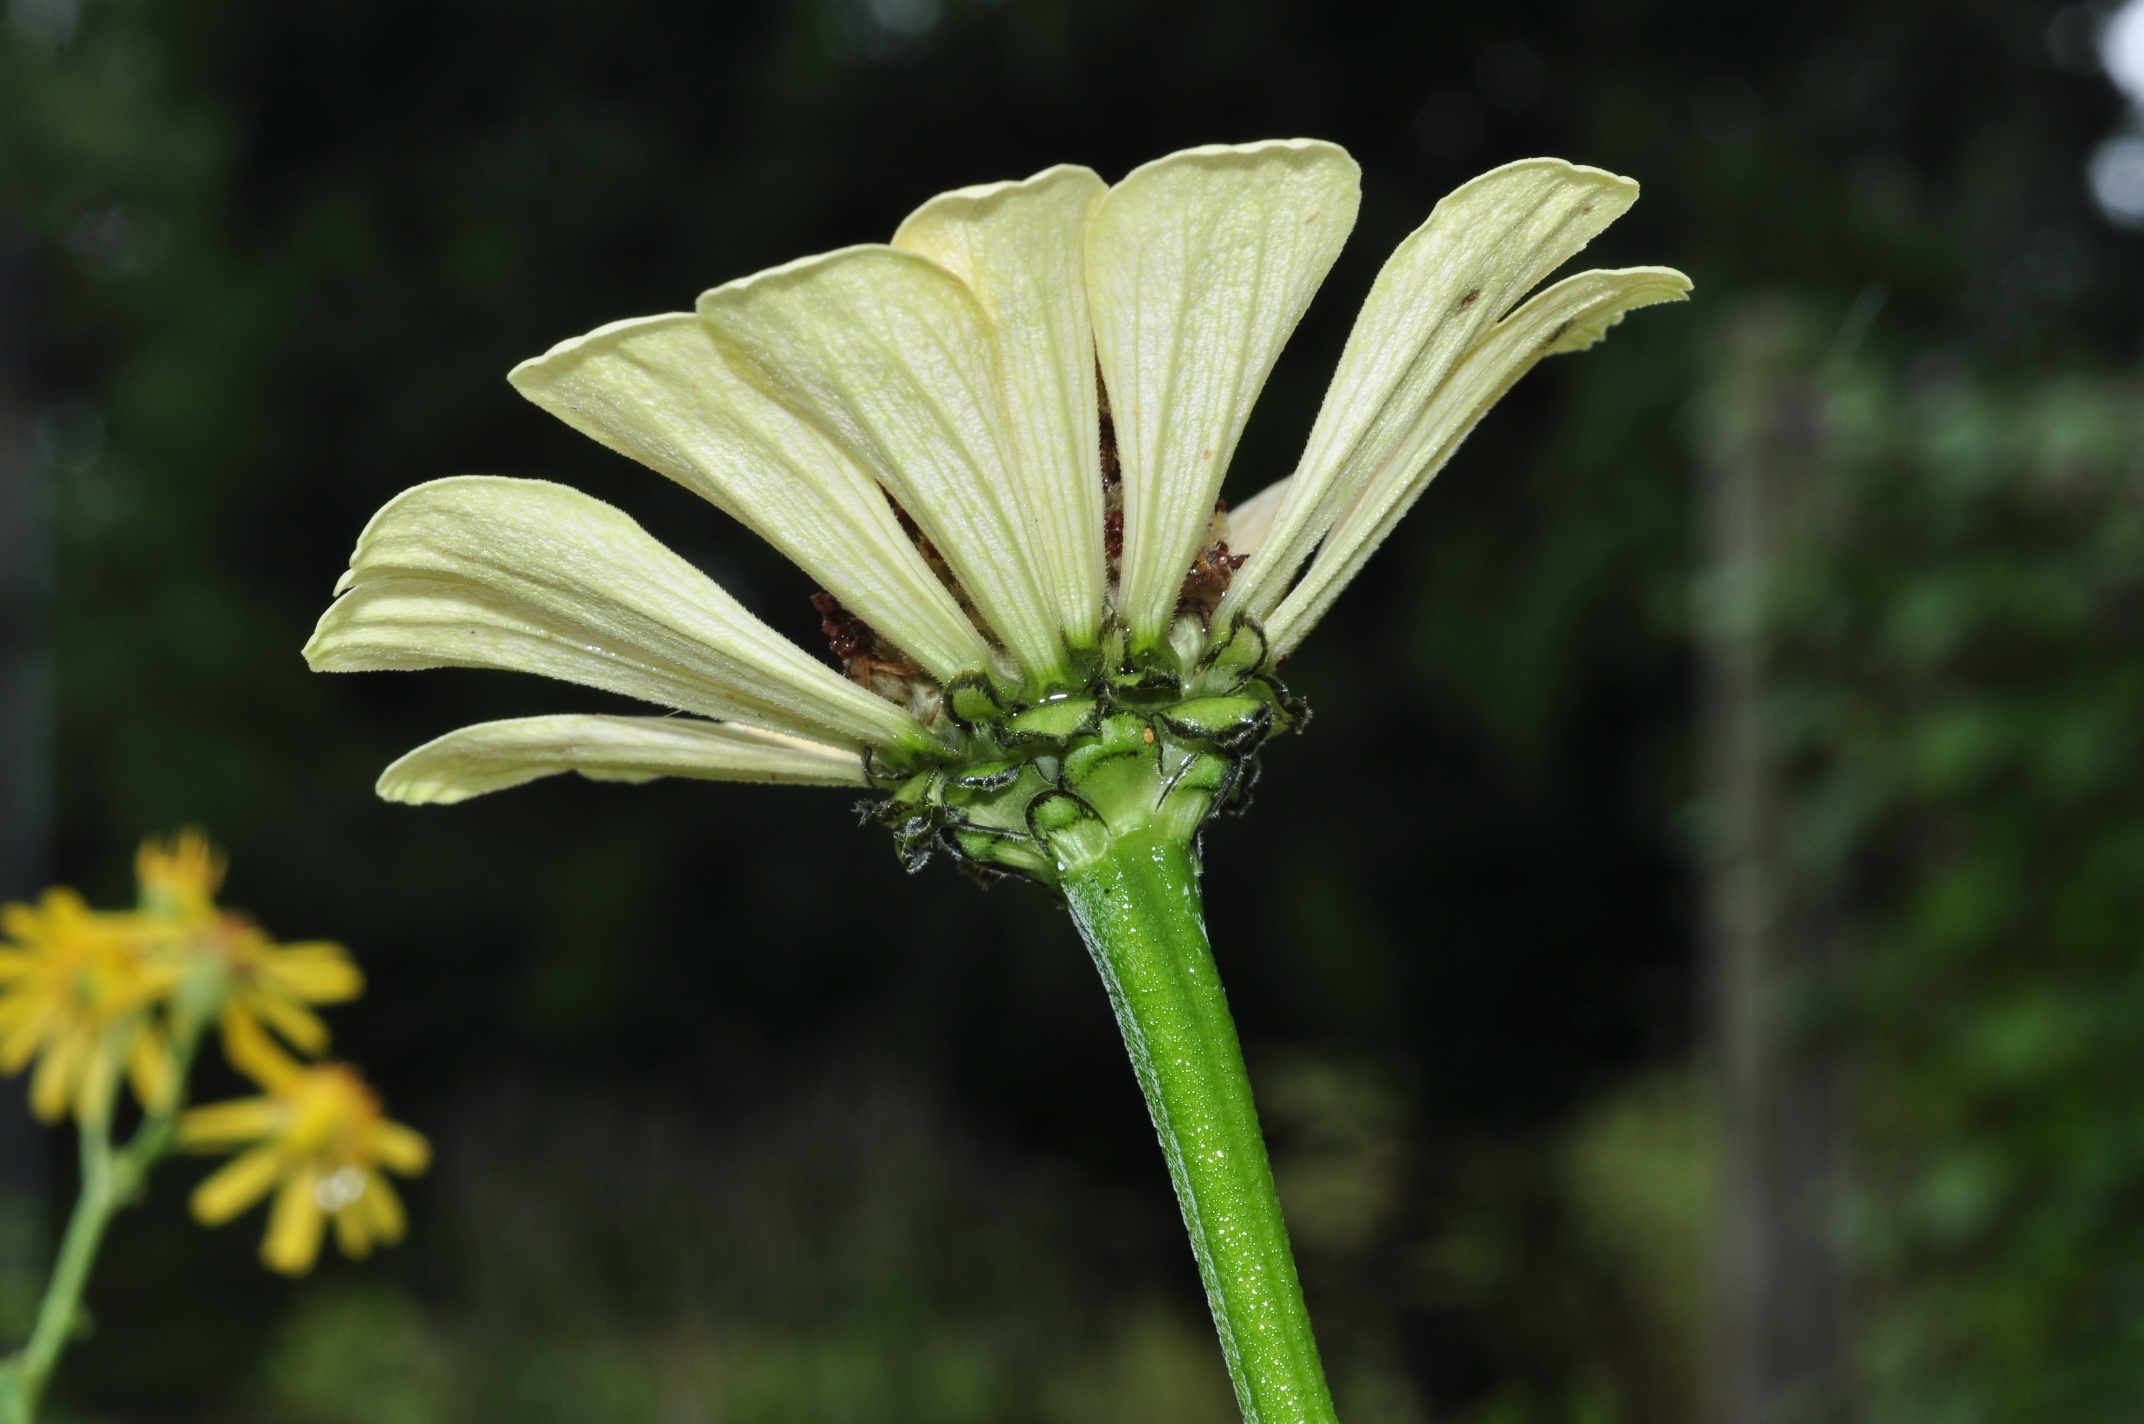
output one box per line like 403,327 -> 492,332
810,592 -> 923,706
1099,369 -> 1125,588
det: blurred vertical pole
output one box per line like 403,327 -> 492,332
1697,301 -> 1849,1424
0,238 -> 50,1334
0,244 -> 50,900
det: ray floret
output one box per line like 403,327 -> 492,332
1085,139 -> 1361,651
698,247 -> 1069,686
304,476 -> 935,754
378,714 -> 866,804
894,164 -> 1111,649
508,314 -> 993,682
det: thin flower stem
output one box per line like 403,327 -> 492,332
9,1094 -> 121,1424
4,1023 -> 204,1424
1059,825 -> 1337,1424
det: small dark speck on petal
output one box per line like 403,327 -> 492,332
1458,288 -> 1481,308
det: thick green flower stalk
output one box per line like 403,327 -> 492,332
308,140 -> 1686,1423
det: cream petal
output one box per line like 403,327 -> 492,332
895,165 -> 1110,649
1224,159 -> 1650,630
378,713 -> 868,805
698,248 -> 1068,684
1265,266 -> 1692,655
1222,476 -> 1291,560
304,477 -> 932,753
1084,139 -> 1360,650
508,314 -> 992,682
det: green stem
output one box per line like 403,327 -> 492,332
3,1022 -> 202,1424
1059,825 -> 1336,1424
11,1108 -> 120,1418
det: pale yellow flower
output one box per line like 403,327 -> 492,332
181,1061 -> 428,1275
307,141 -> 1687,880
0,891 -> 179,1123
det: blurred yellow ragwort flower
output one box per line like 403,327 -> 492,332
135,829 -> 228,926
180,1060 -> 428,1275
134,830 -> 363,1082
0,891 -> 178,1124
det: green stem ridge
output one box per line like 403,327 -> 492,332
1060,826 -> 1336,1424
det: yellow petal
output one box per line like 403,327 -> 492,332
895,165 -> 1111,648
376,714 -> 867,806
31,1033 -> 83,1123
360,1170 -> 407,1244
256,944 -> 363,1005
263,1171 -> 326,1275
332,1200 -> 373,1259
699,248 -> 1069,684
179,1094 -> 282,1149
1085,139 -> 1360,649
1226,159 -> 1650,630
190,1145 -> 285,1224
3,888 -> 87,938
510,314 -> 993,683
126,1024 -> 178,1114
250,995 -> 331,1056
371,1119 -> 431,1176
71,1035 -> 118,1126
219,1010 -> 308,1089
0,950 -> 39,981
0,1002 -> 57,1074
1268,265 -> 1691,652
304,477 -> 932,754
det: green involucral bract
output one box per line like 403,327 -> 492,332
862,621 -> 1296,888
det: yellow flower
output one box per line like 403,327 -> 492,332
134,831 -> 364,1081
211,927 -> 365,1085
0,890 -> 180,1123
181,1061 -> 428,1275
135,828 -> 227,928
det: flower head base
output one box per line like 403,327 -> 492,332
307,141 -> 1688,884
0,891 -> 179,1124
181,1061 -> 429,1275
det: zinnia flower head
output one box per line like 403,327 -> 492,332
0,890 -> 178,1123
181,1060 -> 429,1275
307,141 -> 1687,885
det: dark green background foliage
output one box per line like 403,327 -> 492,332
0,0 -> 2137,1419
1768,366 -> 2144,1420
